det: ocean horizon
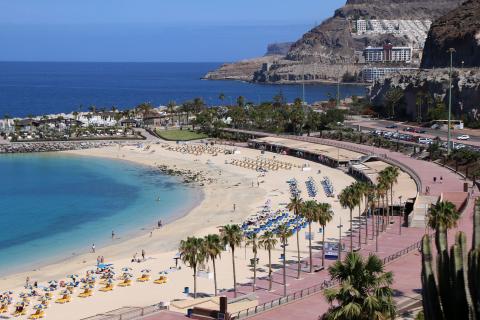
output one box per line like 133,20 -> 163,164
0,61 -> 366,117
0,152 -> 202,276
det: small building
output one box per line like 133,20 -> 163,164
362,67 -> 418,82
143,111 -> 162,127
120,119 -> 138,128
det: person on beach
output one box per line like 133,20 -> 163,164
142,249 -> 146,261
433,177 -> 437,183
233,203 -> 236,212
91,243 -> 96,253
112,230 -> 115,239
25,276 -> 30,288
440,176 -> 443,183
158,220 -> 162,228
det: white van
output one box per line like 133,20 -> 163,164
418,138 -> 433,145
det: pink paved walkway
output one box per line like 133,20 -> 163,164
143,132 -> 474,319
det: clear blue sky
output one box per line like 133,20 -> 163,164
0,0 -> 346,62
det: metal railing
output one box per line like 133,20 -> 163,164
232,239 -> 422,319
382,240 -> 421,265
81,305 -> 165,320
231,280 -> 337,320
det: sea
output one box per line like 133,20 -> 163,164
0,62 -> 367,117
0,61 -> 365,275
0,153 -> 202,275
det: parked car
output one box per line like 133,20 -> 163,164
386,124 -> 398,129
418,137 -> 433,145
457,134 -> 470,140
403,127 -> 414,132
414,129 -> 426,134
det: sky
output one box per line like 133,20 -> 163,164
0,0 -> 346,62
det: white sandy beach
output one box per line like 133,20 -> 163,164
0,141 -> 416,319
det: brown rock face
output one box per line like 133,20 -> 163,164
421,0 -> 480,68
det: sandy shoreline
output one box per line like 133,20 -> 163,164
0,141 -> 367,319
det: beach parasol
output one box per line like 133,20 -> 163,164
82,284 -> 94,289
15,302 -> 25,307
121,267 -> 132,272
33,304 -> 45,310
105,279 -> 114,284
48,280 -> 57,285
141,269 -> 151,273
66,274 -> 79,279
3,290 -> 13,295
43,287 -> 55,292
19,292 -> 29,298
60,290 -> 70,295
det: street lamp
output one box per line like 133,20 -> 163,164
447,48 -> 456,156
337,218 -> 343,261
398,196 -> 403,235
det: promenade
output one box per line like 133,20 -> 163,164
144,130 -> 473,320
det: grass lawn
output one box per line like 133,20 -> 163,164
156,129 -> 208,141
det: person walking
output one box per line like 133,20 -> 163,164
141,249 -> 146,261
91,243 -> 96,253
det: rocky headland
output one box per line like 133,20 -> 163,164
204,0 -> 464,84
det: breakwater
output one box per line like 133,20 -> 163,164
0,141 -> 131,153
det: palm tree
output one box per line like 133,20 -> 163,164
339,185 -> 359,253
287,196 -> 304,279
376,175 -> 389,232
246,233 -> 259,291
317,202 -> 334,268
301,200 -> 319,273
351,182 -> 365,249
323,252 -> 396,320
221,224 -> 243,298
179,237 -> 205,299
427,201 -> 460,244
385,166 -> 400,225
204,234 -> 223,296
219,93 -> 225,106
167,101 -> 176,127
259,231 -> 278,291
360,182 -> 374,245
276,225 -> 293,297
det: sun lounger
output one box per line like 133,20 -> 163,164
99,284 -> 114,292
28,310 -> 45,319
154,276 -> 168,284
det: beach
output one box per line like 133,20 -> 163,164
0,140 -> 405,319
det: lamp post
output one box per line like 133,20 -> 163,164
447,48 -> 456,156
337,218 -> 343,261
398,196 -> 403,235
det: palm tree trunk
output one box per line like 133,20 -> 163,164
371,204 -> 375,241
365,199 -> 369,244
268,249 -> 272,291
231,248 -> 237,298
253,251 -> 257,292
213,258 -> 218,296
193,266 -> 197,299
322,225 -> 326,267
350,209 -> 353,252
358,205 -> 362,249
296,231 -> 301,279
308,222 -> 313,273
390,185 -> 394,224
283,242 -> 287,297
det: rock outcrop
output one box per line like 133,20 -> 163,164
421,0 -> 480,68
369,69 -> 480,121
265,42 -> 293,56
203,55 -> 280,82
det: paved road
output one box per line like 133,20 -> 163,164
350,119 -> 480,147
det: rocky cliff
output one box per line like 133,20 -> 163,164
369,69 -> 480,121
421,0 -> 480,68
205,0 -> 464,83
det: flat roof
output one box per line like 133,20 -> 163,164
252,136 -> 364,162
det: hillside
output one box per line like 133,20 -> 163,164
205,0 -> 464,84
421,0 -> 480,68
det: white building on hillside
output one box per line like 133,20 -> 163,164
364,45 -> 412,63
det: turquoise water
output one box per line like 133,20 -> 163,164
0,153 -> 201,275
